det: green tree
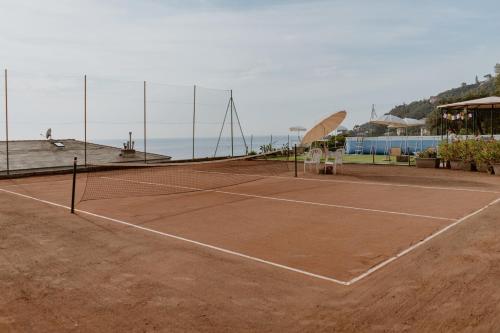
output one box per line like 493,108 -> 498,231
496,74 -> 500,96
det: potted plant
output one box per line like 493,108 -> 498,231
492,143 -> 500,175
472,140 -> 489,173
416,148 -> 440,168
476,140 -> 500,175
459,140 -> 478,171
439,141 -> 462,170
438,142 -> 450,168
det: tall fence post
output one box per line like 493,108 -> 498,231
144,81 -> 147,163
193,85 -> 196,160
230,90 -> 234,156
4,69 -> 8,175
84,74 -> 87,166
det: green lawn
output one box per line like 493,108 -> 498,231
271,153 -> 415,166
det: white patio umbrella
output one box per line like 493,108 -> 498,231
403,118 -> 426,152
402,118 -> 426,127
370,114 -> 405,127
388,117 -> 427,156
289,126 -> 307,142
370,114 -> 405,157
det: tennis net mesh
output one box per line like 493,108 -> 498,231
80,151 -> 292,201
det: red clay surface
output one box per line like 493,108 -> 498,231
1,163 -> 500,331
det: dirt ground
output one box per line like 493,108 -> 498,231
1,164 -> 500,332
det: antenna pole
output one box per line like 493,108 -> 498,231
4,69 -> 9,175
84,74 -> 87,166
192,85 -> 196,160
144,81 -> 147,163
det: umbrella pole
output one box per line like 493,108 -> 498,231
388,129 -> 391,162
407,128 -> 410,167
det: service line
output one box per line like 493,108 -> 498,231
100,176 -> 456,222
199,170 -> 500,195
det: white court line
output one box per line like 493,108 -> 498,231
100,176 -> 455,222
0,178 -> 73,188
346,197 -> 500,285
0,187 -> 347,285
199,170 -> 500,195
0,187 -> 498,286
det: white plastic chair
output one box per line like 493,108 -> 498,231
303,148 -> 323,173
324,148 -> 344,174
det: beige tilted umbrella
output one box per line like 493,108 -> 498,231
301,110 -> 347,146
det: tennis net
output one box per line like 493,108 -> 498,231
80,151 -> 293,202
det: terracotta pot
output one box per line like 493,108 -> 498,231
449,160 -> 463,170
415,158 -> 441,168
462,162 -> 476,172
476,163 -> 489,173
492,164 -> 500,176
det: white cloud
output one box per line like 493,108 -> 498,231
0,0 -> 499,139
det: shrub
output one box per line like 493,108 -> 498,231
440,139 -> 500,165
459,140 -> 478,163
475,140 -> 500,166
417,148 -> 437,158
438,141 -> 461,161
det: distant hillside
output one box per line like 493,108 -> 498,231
355,71 -> 499,136
435,79 -> 495,104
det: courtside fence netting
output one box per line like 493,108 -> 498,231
0,70 -> 267,174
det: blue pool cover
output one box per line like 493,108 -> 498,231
345,136 -> 441,155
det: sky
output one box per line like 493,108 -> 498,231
0,0 -> 499,140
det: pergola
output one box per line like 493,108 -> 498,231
437,96 -> 500,139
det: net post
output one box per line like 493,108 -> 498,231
294,144 -> 298,177
71,157 -> 77,214
4,69 -> 9,175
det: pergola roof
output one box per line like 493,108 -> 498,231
437,96 -> 500,110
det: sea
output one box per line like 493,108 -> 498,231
98,135 -> 301,160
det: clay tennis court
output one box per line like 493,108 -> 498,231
2,163 -> 500,331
